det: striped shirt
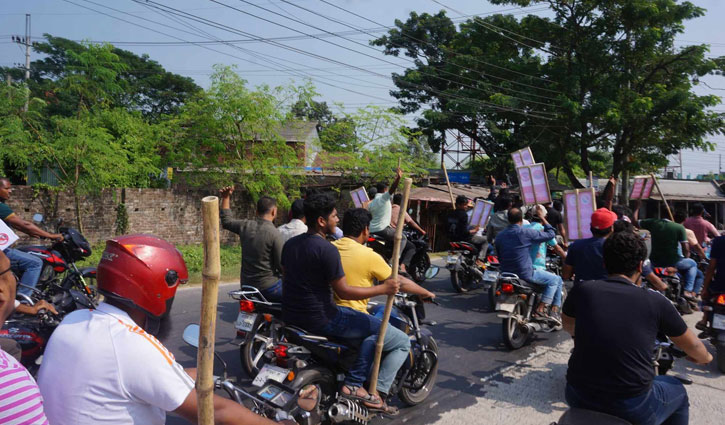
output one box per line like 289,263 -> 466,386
0,349 -> 49,425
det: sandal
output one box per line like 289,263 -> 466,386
340,385 -> 384,409
695,320 -> 708,331
378,401 -> 400,417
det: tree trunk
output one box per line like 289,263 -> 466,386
620,170 -> 629,205
74,189 -> 84,234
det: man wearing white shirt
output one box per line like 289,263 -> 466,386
278,199 -> 307,244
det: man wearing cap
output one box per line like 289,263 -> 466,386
563,208 -> 616,284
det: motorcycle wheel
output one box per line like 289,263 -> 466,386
241,320 -> 274,377
488,280 -> 499,311
717,343 -> 725,373
399,337 -> 439,406
450,269 -> 470,293
502,298 -> 529,350
409,254 -> 431,283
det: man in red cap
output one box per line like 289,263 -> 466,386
563,208 -> 617,284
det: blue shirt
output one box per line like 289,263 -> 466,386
709,235 -> 725,293
565,237 -> 607,283
525,222 -> 557,270
494,223 -> 556,281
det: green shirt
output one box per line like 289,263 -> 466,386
639,218 -> 687,266
368,192 -> 392,233
0,201 -> 14,221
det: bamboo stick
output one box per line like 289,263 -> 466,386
368,178 -> 412,396
650,173 -> 674,221
441,162 -> 455,209
198,196 -> 221,425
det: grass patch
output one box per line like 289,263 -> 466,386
78,243 -> 242,285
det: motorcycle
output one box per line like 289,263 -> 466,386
181,324 -> 302,423
0,284 -> 95,375
12,215 -> 97,303
252,293 -> 439,424
446,241 -> 486,293
700,292 -> 725,373
652,267 -> 691,315
494,272 -> 562,349
367,227 -> 438,283
230,286 -> 285,377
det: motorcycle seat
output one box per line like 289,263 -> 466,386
282,326 -> 360,371
450,241 -> 477,252
255,303 -> 282,315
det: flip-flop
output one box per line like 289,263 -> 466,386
695,321 -> 708,331
340,385 -> 384,409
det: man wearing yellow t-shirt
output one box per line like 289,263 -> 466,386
333,208 -> 435,407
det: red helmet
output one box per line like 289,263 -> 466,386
97,234 -> 188,318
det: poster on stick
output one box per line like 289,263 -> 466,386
629,176 -> 654,200
642,177 -> 655,199
469,199 -> 494,228
516,163 -> 551,205
0,219 -> 19,252
511,147 -> 535,168
564,188 -> 597,240
350,187 -> 369,208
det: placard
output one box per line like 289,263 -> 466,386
564,188 -> 597,240
516,163 -> 551,205
511,147 -> 535,168
469,199 -> 494,228
350,186 -> 369,208
0,219 -> 19,251
629,176 -> 654,200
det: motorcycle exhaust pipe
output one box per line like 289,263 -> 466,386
328,398 -> 370,424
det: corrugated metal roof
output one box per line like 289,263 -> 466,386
652,179 -> 725,202
410,184 -> 490,203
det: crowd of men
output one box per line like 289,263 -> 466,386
1,170 -> 724,425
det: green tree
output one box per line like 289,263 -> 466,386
373,2 -> 725,192
166,65 -> 316,207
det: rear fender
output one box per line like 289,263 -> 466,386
79,267 -> 97,278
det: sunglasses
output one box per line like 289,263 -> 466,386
0,267 -> 11,278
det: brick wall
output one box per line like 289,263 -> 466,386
5,186 -> 258,246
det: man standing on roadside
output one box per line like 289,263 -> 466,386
219,186 -> 284,302
0,177 -> 63,296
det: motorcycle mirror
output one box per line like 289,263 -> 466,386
424,266 -> 440,280
297,385 -> 320,412
182,324 -> 200,348
407,208 -> 414,215
32,213 -> 44,223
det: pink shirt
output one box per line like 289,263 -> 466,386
0,349 -> 49,425
390,204 -> 413,229
683,216 -> 720,245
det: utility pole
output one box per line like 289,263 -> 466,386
11,14 -> 31,110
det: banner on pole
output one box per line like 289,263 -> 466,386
516,163 -> 551,205
350,187 -> 369,208
564,188 -> 597,240
469,199 -> 494,228
629,176 -> 655,200
511,147 -> 535,168
0,219 -> 19,252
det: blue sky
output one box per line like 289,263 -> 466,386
1,0 -> 724,177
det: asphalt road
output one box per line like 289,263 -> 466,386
162,260 -> 568,424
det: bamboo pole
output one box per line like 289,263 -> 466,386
441,162 -> 455,209
588,171 -> 594,189
650,173 -> 674,222
368,178 -> 412,396
198,196 -> 221,425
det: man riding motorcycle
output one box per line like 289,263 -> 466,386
524,205 -> 565,271
448,195 -> 487,259
495,207 -> 564,325
37,234 -> 278,425
562,208 -> 616,284
281,194 -> 400,412
332,208 -> 435,413
562,231 -> 712,425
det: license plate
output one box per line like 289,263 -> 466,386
713,314 -> 725,330
483,270 -> 499,282
446,255 -> 460,264
496,303 -> 515,313
234,312 -> 257,332
252,364 -> 289,387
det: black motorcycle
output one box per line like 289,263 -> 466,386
367,227 -> 437,283
651,266 -> 691,315
494,272 -> 562,349
701,292 -> 725,373
251,294 -> 439,424
446,241 -> 485,293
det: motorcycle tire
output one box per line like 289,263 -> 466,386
717,343 -> 725,374
241,320 -> 274,377
409,253 -> 431,284
399,337 -> 439,406
450,269 -> 470,293
502,298 -> 529,350
488,280 -> 499,311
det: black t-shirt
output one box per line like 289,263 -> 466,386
447,209 -> 471,242
546,207 -> 563,233
562,277 -> 687,398
281,233 -> 345,332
